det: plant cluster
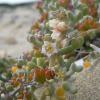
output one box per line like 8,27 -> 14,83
0,0 -> 100,100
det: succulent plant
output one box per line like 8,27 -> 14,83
0,0 -> 100,100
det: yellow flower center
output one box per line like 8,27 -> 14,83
57,71 -> 64,79
11,66 -> 18,73
83,60 -> 91,68
45,43 -> 54,53
55,86 -> 65,97
23,66 -> 29,70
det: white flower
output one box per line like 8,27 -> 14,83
51,30 -> 61,40
57,21 -> 67,32
49,19 -> 60,29
49,19 -> 67,32
41,41 -> 58,57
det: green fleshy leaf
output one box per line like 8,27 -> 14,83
71,36 -> 84,48
37,57 -> 46,68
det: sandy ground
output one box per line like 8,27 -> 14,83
0,4 -> 39,58
68,58 -> 100,100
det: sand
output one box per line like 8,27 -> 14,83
68,58 -> 100,100
0,4 -> 39,58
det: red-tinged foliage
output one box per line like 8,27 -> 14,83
45,68 -> 55,80
33,68 -> 46,84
